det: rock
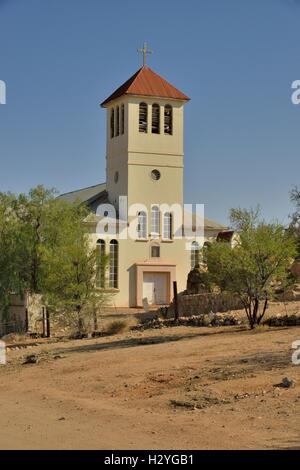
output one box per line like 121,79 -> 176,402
186,264 -> 209,294
264,314 -> 300,327
275,377 -> 295,389
23,354 -> 39,365
291,260 -> 300,279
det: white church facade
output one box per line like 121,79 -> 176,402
60,55 -> 227,308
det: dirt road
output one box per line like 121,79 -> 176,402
0,325 -> 300,449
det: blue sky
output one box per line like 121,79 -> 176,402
0,0 -> 299,225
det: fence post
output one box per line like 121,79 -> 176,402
173,281 -> 179,322
0,340 -> 6,365
46,309 -> 50,338
42,307 -> 46,337
25,308 -> 29,333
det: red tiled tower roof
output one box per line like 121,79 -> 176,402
101,66 -> 190,107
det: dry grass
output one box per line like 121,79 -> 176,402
104,318 -> 136,335
1,332 -> 28,343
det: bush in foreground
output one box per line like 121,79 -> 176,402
204,207 -> 297,329
105,319 -> 132,335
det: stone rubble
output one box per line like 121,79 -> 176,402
135,313 -> 244,330
134,310 -> 300,330
275,377 -> 296,389
22,354 -> 39,365
263,314 -> 300,327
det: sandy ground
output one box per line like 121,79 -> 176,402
0,323 -> 300,450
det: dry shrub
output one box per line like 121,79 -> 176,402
105,319 -> 135,336
1,333 -> 28,344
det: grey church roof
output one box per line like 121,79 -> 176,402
58,183 -> 226,231
202,217 -> 227,231
58,183 -> 106,205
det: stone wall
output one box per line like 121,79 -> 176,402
0,294 -> 26,337
27,294 -> 44,334
291,260 -> 300,279
168,292 -> 243,317
0,293 -> 45,338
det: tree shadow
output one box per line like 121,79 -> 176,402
52,326 -> 267,356
99,310 -> 158,323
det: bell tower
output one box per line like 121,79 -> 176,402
101,48 -> 190,213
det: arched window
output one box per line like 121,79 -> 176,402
139,102 -> 148,133
163,212 -> 173,240
164,105 -> 173,135
121,104 -> 125,134
110,108 -> 115,138
96,240 -> 105,288
109,240 -> 118,289
151,206 -> 160,238
116,106 -> 120,136
191,241 -> 200,269
152,103 -> 160,134
137,211 -> 147,239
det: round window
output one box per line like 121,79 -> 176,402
114,171 -> 119,183
151,169 -> 161,181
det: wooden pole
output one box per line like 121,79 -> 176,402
173,281 -> 179,322
25,308 -> 29,333
42,307 -> 46,337
46,309 -> 50,338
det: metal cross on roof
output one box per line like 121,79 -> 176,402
137,42 -> 153,66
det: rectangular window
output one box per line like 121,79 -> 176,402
151,246 -> 160,258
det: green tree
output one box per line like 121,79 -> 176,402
0,192 -> 21,317
204,208 -> 297,329
42,202 -> 109,334
15,185 -> 58,294
1,185 -> 109,336
289,186 -> 300,257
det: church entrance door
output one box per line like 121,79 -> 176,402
143,272 -> 168,305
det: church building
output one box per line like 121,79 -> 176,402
59,48 -> 227,308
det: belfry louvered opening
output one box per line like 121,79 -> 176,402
139,102 -> 148,133
164,105 -> 173,135
110,108 -> 115,138
116,106 -> 120,136
121,104 -> 125,134
152,103 -> 160,134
